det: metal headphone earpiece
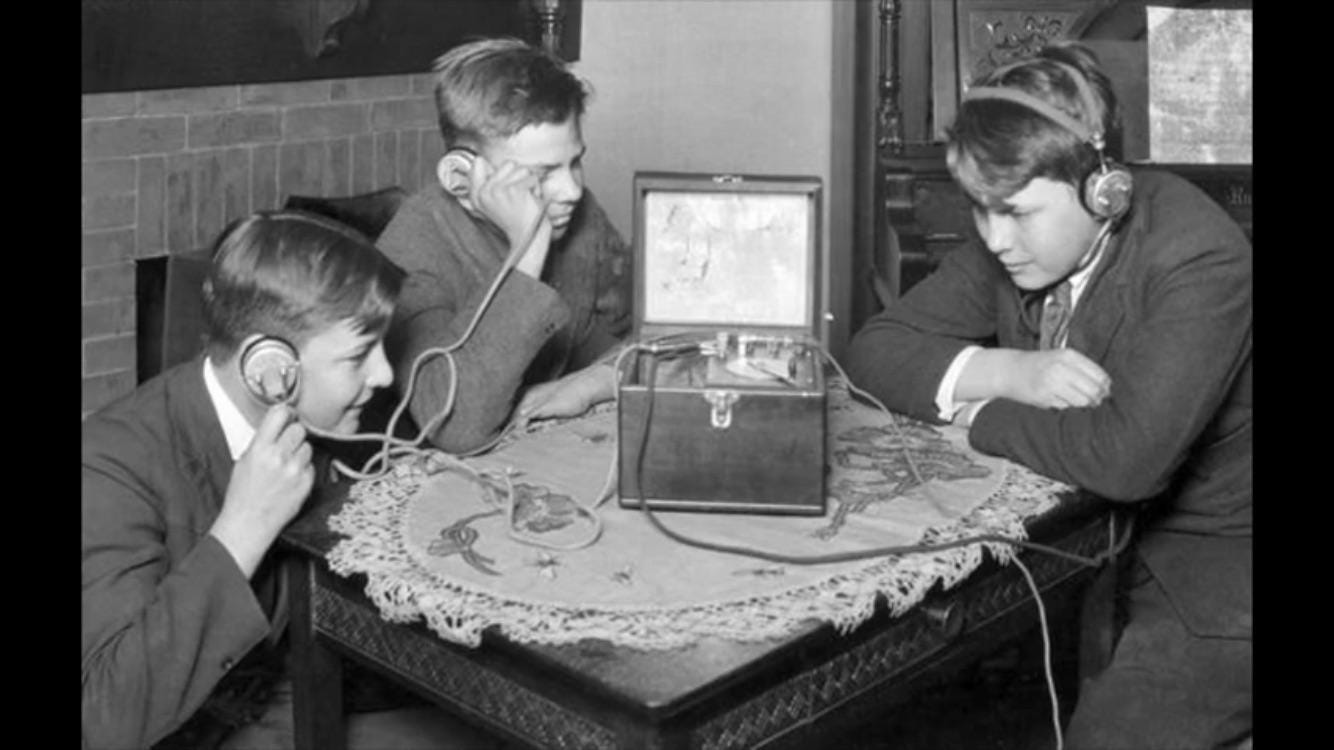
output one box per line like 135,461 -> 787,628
239,336 -> 301,406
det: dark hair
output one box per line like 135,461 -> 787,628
201,210 -> 405,356
946,42 -> 1121,204
431,37 -> 590,149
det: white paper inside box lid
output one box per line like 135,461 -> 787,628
640,190 -> 814,331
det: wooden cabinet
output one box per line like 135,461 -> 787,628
851,0 -> 1252,331
934,0 -> 1105,142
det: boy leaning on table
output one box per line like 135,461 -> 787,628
844,43 -> 1251,749
82,211 -> 502,749
372,37 -> 634,454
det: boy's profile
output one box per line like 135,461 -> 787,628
82,211 -> 495,749
376,37 -> 632,453
846,43 -> 1251,749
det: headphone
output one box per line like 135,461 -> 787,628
438,147 -> 478,199
962,60 -> 1133,222
239,335 -> 302,406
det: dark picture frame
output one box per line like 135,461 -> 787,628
82,0 -> 582,94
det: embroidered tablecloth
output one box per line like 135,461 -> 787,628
327,381 -> 1077,650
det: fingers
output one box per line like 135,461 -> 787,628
1049,378 -> 1108,409
247,404 -> 312,466
478,160 -> 541,202
1048,367 -> 1111,408
1061,350 -> 1112,391
516,386 -> 554,422
254,402 -> 297,444
276,420 -> 310,457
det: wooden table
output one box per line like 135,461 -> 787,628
280,479 -> 1120,750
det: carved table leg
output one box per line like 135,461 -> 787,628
288,558 -> 346,750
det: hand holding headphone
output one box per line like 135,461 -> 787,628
437,146 -> 553,278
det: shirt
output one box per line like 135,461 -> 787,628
203,356 -> 255,460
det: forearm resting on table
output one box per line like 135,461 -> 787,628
952,347 -> 1030,403
518,361 -> 617,422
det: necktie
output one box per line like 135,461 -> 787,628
1039,280 -> 1074,350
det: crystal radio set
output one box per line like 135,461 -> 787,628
616,172 -> 829,516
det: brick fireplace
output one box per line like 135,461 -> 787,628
81,74 -> 445,419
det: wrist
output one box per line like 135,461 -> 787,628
511,219 -> 553,278
587,362 -> 616,402
208,506 -> 284,579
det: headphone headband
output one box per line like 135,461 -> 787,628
962,60 -> 1107,150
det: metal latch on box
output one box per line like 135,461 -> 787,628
704,389 -> 739,429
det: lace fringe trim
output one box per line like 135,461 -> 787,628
327,456 -> 1074,651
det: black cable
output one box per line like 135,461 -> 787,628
632,352 -> 1134,569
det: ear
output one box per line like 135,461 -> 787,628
436,150 -> 475,199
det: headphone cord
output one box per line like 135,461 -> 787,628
629,349 -> 1133,568
307,203 -> 614,551
307,202 -> 550,478
628,344 -> 1132,750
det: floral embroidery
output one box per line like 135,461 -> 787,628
428,510 -> 502,576
511,482 -> 584,535
816,421 -> 991,539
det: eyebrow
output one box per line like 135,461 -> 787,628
345,337 -> 377,359
534,145 -> 587,172
964,187 -> 1027,214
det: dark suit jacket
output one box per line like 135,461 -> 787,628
845,169 -> 1252,640
375,185 -> 633,453
82,356 -> 285,749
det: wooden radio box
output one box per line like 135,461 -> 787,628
617,172 -> 827,515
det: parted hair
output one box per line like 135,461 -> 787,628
947,42 -> 1123,204
431,37 -> 589,149
201,210 -> 405,356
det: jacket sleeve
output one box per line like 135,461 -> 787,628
844,240 -> 1005,423
82,438 -> 268,749
969,228 -> 1252,502
378,203 -> 569,453
567,196 -> 634,371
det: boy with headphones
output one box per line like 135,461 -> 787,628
845,43 -> 1251,748
83,212 -> 499,748
374,37 -> 632,453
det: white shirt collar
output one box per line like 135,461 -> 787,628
1066,223 -> 1114,307
203,356 -> 255,461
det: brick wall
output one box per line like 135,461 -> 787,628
81,74 -> 445,418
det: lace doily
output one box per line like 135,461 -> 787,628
327,384 -> 1077,650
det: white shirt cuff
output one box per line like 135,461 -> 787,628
935,345 -> 983,421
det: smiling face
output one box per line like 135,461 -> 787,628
952,150 -> 1101,291
292,318 -> 393,434
478,117 -> 586,240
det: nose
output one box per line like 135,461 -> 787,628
366,343 -> 393,390
975,211 -> 1013,256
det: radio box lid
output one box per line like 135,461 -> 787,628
631,171 -> 826,345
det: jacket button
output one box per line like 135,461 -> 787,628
221,657 -> 235,671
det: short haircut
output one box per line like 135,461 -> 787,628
201,210 -> 405,357
946,42 -> 1122,205
431,37 -> 590,149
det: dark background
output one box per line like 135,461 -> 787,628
82,0 -> 582,94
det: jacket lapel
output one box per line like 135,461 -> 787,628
1067,224 -> 1136,361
